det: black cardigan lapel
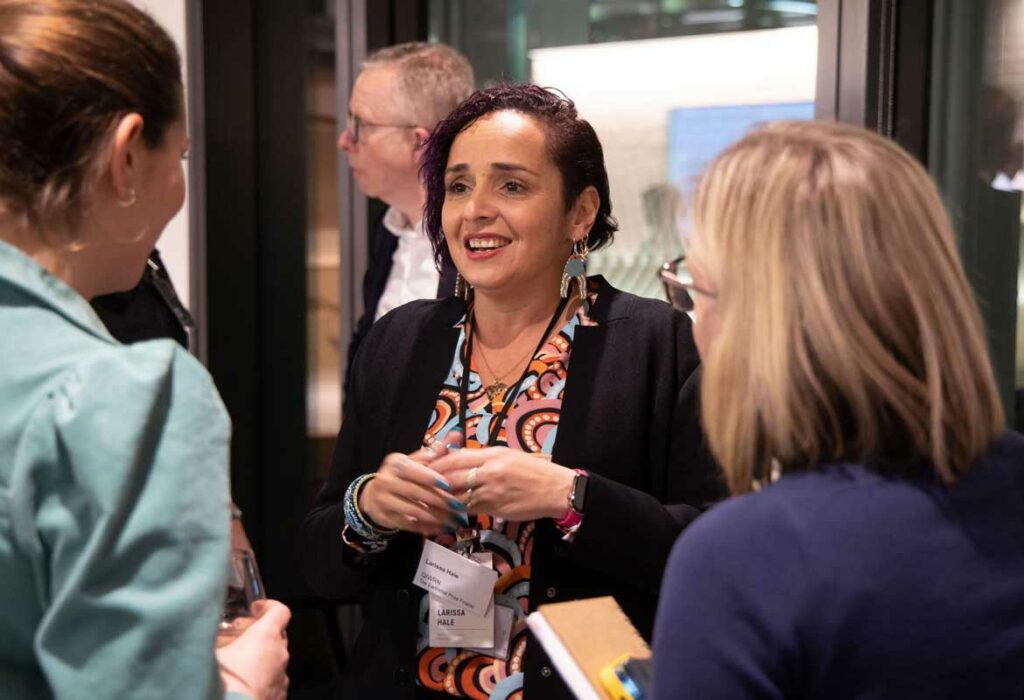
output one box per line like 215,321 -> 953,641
550,277 -> 623,472
387,299 -> 464,454
385,280 -> 625,462
551,322 -> 605,469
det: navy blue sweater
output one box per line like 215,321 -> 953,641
653,432 -> 1024,699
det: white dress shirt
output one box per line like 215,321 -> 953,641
374,207 -> 441,321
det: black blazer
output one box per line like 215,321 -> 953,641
300,277 -> 724,699
345,214 -> 457,395
91,249 -> 194,349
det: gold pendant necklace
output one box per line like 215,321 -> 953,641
478,344 -> 531,404
484,380 -> 508,401
472,301 -> 569,406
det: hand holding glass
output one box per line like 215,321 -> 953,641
217,548 -> 266,646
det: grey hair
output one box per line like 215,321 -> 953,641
363,42 -> 475,129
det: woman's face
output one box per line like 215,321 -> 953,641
441,110 -> 585,297
687,245 -> 720,360
138,118 -> 189,247
102,117 -> 189,294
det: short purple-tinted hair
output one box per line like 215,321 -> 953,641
420,84 -> 617,269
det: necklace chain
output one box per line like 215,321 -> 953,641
477,343 -> 535,384
461,296 -> 571,444
471,311 -> 563,402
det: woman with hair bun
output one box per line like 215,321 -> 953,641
0,2 -> 289,697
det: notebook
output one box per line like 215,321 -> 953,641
526,596 -> 651,700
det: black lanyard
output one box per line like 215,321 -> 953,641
458,296 -> 570,447
146,257 -> 197,354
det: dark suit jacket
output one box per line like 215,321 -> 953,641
345,214 -> 457,396
300,277 -> 725,699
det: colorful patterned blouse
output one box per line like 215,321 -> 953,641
415,295 -> 597,700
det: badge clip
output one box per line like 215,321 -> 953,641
455,524 -> 482,556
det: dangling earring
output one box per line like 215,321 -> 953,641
118,189 -> 137,208
560,238 -> 588,300
455,272 -> 471,300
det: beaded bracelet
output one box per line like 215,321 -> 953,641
344,473 -> 399,541
341,522 -> 390,555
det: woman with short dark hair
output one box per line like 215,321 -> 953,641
300,84 -> 723,699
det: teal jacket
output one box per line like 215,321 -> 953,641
0,240 -> 236,698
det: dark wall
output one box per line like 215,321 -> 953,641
199,0 -> 434,603
200,0 -> 308,599
368,0 -> 428,49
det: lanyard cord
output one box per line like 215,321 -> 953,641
459,295 -> 570,447
146,258 -> 197,354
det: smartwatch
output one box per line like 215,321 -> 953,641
569,469 -> 589,514
555,469 -> 589,528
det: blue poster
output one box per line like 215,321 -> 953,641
668,102 -> 814,192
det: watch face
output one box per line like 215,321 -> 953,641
571,474 -> 589,512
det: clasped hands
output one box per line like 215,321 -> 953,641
359,433 -> 576,536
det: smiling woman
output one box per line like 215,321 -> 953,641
439,110 -> 597,300
299,84 -> 725,700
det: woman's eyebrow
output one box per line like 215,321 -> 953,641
444,162 -> 540,176
491,162 -> 538,176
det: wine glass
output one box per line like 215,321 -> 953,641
216,548 -> 266,646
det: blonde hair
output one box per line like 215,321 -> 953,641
363,42 -> 474,130
693,120 -> 1004,493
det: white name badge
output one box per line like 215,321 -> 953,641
428,553 -> 513,652
429,592 -> 495,649
413,540 -> 498,614
466,603 -> 516,661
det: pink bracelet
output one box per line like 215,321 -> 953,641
554,468 -> 588,528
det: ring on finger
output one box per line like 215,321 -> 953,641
467,466 -> 479,490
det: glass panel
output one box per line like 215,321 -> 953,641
928,0 -> 1024,424
992,2 -> 1024,428
430,0 -> 817,301
306,0 -> 342,483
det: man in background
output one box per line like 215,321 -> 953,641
339,42 -> 474,391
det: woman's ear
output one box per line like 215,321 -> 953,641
570,186 -> 600,242
107,113 -> 145,203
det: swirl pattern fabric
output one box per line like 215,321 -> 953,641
416,291 -> 598,699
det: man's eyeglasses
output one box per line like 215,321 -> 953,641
658,255 -> 715,314
346,112 -> 417,144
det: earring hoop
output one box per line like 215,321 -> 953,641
118,189 -> 137,208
